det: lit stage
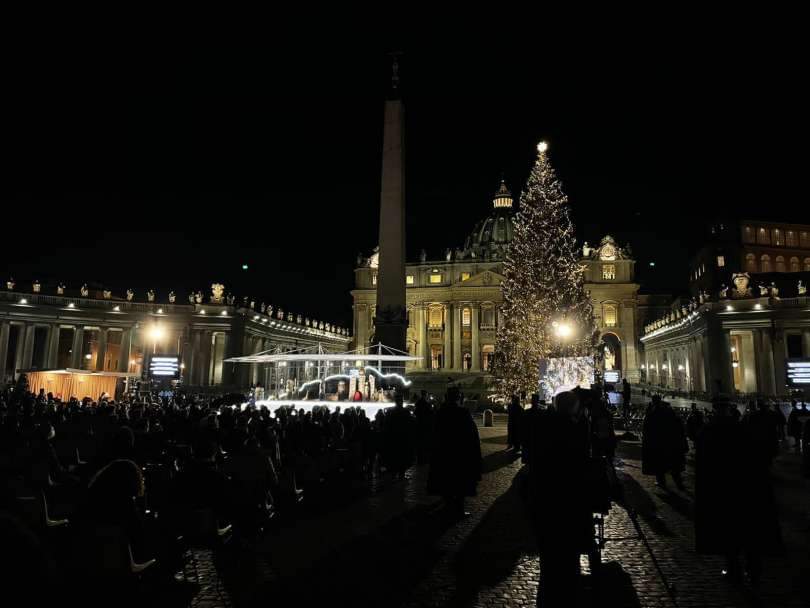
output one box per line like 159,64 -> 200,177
242,399 -> 394,418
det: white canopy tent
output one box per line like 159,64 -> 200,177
225,343 -> 420,402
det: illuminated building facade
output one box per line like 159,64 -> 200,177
0,284 -> 350,396
352,184 -> 656,390
690,219 -> 810,297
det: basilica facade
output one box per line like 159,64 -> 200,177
352,183 -> 653,393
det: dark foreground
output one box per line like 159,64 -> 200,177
179,417 -> 808,608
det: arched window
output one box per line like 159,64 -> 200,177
761,254 -> 771,272
430,345 -> 443,370
462,352 -> 472,371
745,253 -> 757,272
805,258 -> 810,272
603,303 -> 618,328
428,306 -> 443,328
482,345 -> 495,372
757,227 -> 771,245
776,256 -> 786,272
790,257 -> 800,272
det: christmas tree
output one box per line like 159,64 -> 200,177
495,142 -> 597,398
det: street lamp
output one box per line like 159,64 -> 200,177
149,325 -> 164,354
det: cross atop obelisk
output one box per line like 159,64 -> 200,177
373,52 -> 407,353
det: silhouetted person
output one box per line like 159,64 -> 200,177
787,401 -> 802,451
686,403 -> 705,446
507,394 -> 523,452
696,398 -> 783,585
383,393 -> 416,479
529,391 -> 592,607
414,390 -> 434,465
521,393 -> 542,465
744,400 -> 780,465
620,378 -> 632,426
427,387 -> 481,518
642,395 -> 688,489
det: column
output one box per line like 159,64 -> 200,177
21,323 -> 35,370
47,325 -> 61,368
443,303 -> 453,370
772,329 -> 787,395
0,322 -> 10,381
417,305 -> 428,369
471,304 -> 480,371
199,331 -> 212,387
803,329 -> 810,359
70,326 -> 84,369
118,329 -> 132,373
189,330 -> 202,385
95,327 -> 108,371
453,305 -> 462,371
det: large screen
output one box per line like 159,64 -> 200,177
149,355 -> 180,379
538,356 -> 595,401
786,359 -> 810,387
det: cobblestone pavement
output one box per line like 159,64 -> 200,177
191,417 -> 810,607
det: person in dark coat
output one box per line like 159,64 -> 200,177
414,390 -> 434,465
382,394 -> 416,479
529,391 -> 592,607
685,403 -> 705,446
427,387 -> 481,517
642,395 -> 688,489
521,393 -> 542,465
696,398 -> 783,585
744,400 -> 780,465
506,394 -> 523,452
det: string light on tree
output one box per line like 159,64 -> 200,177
494,140 -> 597,397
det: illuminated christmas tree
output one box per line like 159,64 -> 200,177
495,142 -> 597,398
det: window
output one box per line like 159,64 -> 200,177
761,254 -> 771,272
428,306 -> 443,328
805,258 -> 810,272
460,272 -> 471,281
745,253 -> 757,272
482,345 -> 495,372
790,257 -> 800,272
787,231 -> 798,247
462,307 -> 471,326
430,345 -> 443,370
481,304 -> 495,328
775,256 -> 786,272
462,352 -> 472,371
371,273 -> 377,286
603,303 -> 618,327
773,228 -> 783,246
757,227 -> 771,245
602,264 -> 616,280
743,226 -> 755,243
717,255 -> 725,267
429,274 -> 442,284
406,275 -> 414,285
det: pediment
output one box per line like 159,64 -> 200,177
454,270 -> 505,287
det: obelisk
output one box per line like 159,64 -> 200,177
373,53 -> 407,354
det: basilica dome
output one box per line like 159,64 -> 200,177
462,181 -> 516,261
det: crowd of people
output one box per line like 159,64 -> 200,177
0,376 -> 483,605
504,386 -> 808,606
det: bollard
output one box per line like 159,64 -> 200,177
483,409 -> 494,427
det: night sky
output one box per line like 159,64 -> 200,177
3,28 -> 805,328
